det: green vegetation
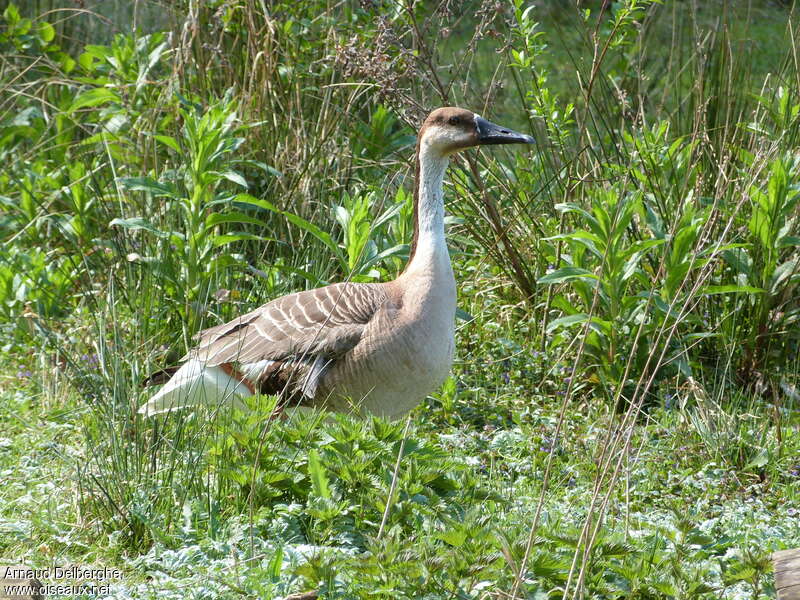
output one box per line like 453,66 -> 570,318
1,0 -> 798,598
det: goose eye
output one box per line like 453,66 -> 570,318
448,116 -> 459,126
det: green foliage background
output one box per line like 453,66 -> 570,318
0,1 -> 798,598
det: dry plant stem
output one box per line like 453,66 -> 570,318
565,144 -> 767,598
574,302 -> 701,597
570,203 -> 744,596
562,116 -> 744,594
505,49 -> 566,199
451,157 -> 547,295
540,190 -> 571,352
792,20 -> 800,91
174,0 -> 198,86
509,259 -> 606,599
0,57 -> 46,114
378,415 -> 412,539
557,176 -> 656,599
401,0 -> 541,301
465,156 -> 536,301
568,373 -> 658,595
402,0 -> 450,103
570,350 -> 667,598
576,1 -> 617,148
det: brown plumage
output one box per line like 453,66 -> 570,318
189,283 -> 392,400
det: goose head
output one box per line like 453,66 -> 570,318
419,106 -> 534,157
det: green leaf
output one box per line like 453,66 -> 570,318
234,194 -> 342,261
37,21 -> 55,43
219,170 -> 248,188
630,238 -> 666,254
373,201 -> 405,229
621,250 -> 646,282
555,201 -> 595,224
699,242 -> 748,258
721,248 -> 752,275
437,527 -> 467,547
670,224 -> 698,262
3,4 -> 20,25
57,52 -> 76,73
587,316 -> 612,336
358,243 -> 407,272
745,449 -> 769,470
154,135 -> 181,153
69,87 -> 121,112
118,176 -> 179,198
779,235 -> 800,248
212,233 -> 269,247
308,449 -> 331,500
264,263 -> 321,285
267,547 -> 283,579
644,200 -> 666,239
546,313 -> 589,332
237,159 -> 282,178
538,266 -> 597,284
770,259 -> 799,294
15,17 -> 31,36
139,41 -> 168,91
546,231 -> 602,258
684,332 -> 719,340
639,291 -> 682,319
109,217 -> 171,239
204,211 -> 269,230
700,285 -> 763,295
456,308 -> 474,322
77,52 -> 95,72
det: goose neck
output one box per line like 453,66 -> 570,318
403,143 -> 450,277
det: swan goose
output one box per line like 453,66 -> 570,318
139,107 -> 533,418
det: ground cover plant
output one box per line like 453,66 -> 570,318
1,0 -> 799,598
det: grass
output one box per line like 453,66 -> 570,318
1,0 -> 800,598
1,338 -> 797,597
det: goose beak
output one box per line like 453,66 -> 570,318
475,116 -> 534,146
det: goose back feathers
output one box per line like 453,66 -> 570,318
192,283 -> 391,399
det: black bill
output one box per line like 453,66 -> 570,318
475,116 -> 534,145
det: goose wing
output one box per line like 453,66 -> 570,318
185,282 -> 390,396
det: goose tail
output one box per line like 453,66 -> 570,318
138,359 -> 252,417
